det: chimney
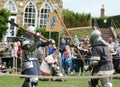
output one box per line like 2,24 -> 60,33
101,4 -> 105,17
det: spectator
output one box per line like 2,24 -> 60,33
78,41 -> 86,76
115,44 -> 120,57
17,41 -> 22,71
17,41 -> 22,57
117,33 -> 120,43
84,36 -> 90,43
72,42 -> 80,74
72,41 -> 88,76
2,42 -> 11,68
0,56 -> 2,70
70,45 -> 77,74
62,45 -> 71,76
60,38 -> 67,72
60,38 -> 67,56
0,47 -> 4,58
84,40 -> 91,65
1,62 -> 7,73
113,38 -> 119,51
74,35 -> 80,43
107,37 -> 115,54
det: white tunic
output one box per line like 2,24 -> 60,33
40,54 -> 57,76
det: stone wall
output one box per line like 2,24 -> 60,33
0,0 -> 63,26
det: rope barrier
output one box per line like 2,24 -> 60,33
0,53 -> 119,79
0,53 -> 11,54
0,56 -> 12,58
0,68 -> 13,72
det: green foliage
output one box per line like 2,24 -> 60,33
36,27 -> 49,38
96,17 -> 111,28
0,9 -> 10,20
63,9 -> 92,28
110,15 -> 120,28
16,29 -> 26,37
0,9 -> 10,40
93,15 -> 120,28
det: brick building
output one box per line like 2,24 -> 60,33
0,0 -> 62,42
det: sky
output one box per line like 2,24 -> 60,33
62,0 -> 120,17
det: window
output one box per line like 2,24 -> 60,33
23,1 -> 37,27
39,3 -> 52,28
4,0 -> 17,13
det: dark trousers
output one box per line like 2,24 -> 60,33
70,59 -> 75,72
62,62 -> 69,75
74,59 -> 84,73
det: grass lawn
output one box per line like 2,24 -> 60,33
68,28 -> 92,39
0,76 -> 119,87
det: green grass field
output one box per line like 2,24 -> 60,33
0,76 -> 119,87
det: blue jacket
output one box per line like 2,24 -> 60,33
62,51 -> 71,64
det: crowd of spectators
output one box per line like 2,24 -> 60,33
0,41 -> 22,73
0,34 -> 120,75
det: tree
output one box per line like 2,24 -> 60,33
17,29 -> 26,37
0,9 -> 10,41
63,9 -> 91,28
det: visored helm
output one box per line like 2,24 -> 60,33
90,29 -> 104,44
27,26 -> 36,33
26,26 -> 36,40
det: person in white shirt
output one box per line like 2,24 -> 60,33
107,37 -> 115,53
40,50 -> 63,77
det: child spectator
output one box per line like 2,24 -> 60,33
74,35 -> 80,43
62,45 -> 71,76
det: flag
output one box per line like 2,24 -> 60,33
46,12 -> 60,32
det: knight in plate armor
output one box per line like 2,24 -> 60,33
88,29 -> 114,87
21,26 -> 49,87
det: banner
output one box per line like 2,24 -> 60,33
46,12 -> 60,32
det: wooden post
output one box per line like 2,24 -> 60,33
57,27 -> 61,66
13,56 -> 15,73
16,57 -> 17,73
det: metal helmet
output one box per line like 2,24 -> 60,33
49,39 -> 55,44
90,29 -> 106,45
26,26 -> 36,40
27,26 -> 36,33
